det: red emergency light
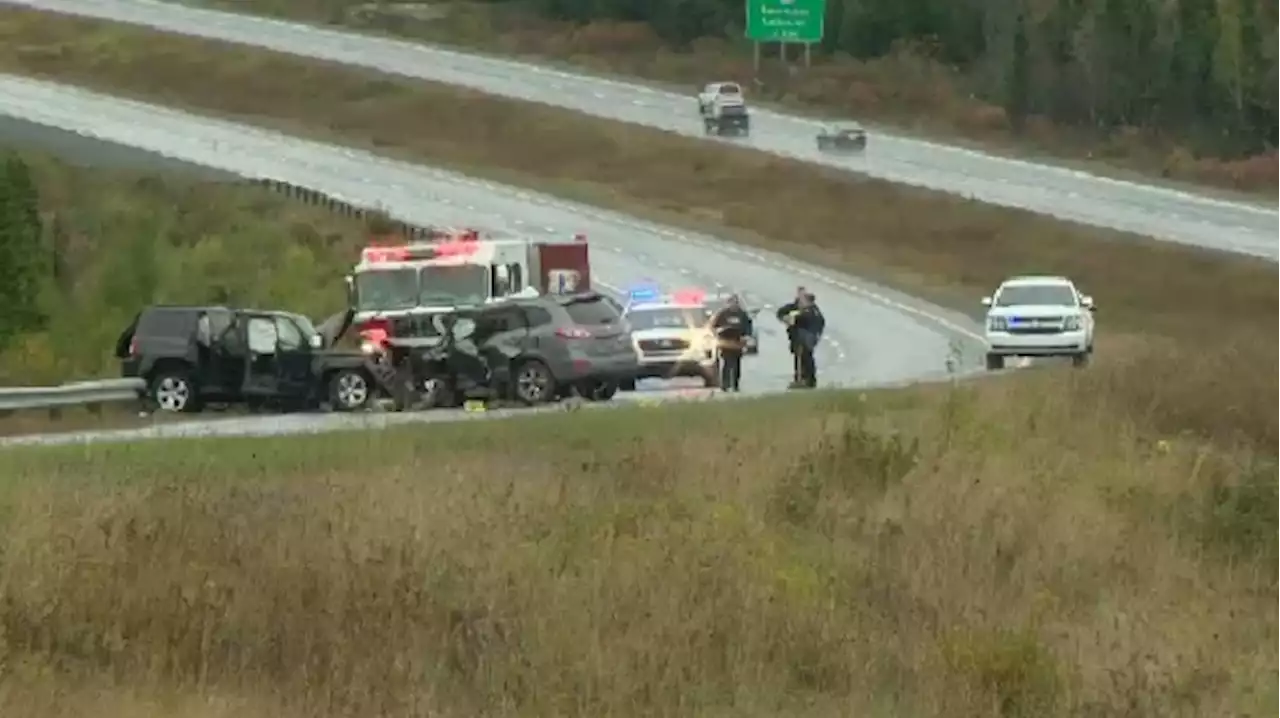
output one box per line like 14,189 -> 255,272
360,239 -> 481,264
671,288 -> 706,305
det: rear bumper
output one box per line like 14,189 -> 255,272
564,356 -> 642,385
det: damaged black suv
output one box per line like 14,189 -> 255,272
115,305 -> 382,413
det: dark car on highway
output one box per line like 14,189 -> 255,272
114,304 -> 383,413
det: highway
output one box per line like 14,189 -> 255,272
0,74 -> 984,446
3,0 -> 1276,259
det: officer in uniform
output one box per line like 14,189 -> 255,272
709,294 -> 753,392
775,289 -> 825,388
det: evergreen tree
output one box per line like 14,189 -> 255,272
0,153 -> 48,350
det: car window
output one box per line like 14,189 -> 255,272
246,316 -> 278,354
563,296 -> 621,326
996,284 -> 1079,307
274,316 -> 306,350
477,307 -> 526,337
626,307 -> 706,331
137,308 -> 195,338
524,306 -> 554,328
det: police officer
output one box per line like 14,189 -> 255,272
776,290 -> 825,388
709,294 -> 753,392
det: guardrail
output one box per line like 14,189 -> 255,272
245,177 -> 438,240
0,379 -> 145,419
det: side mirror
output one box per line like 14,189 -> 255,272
980,296 -> 993,307
1080,294 -> 1094,308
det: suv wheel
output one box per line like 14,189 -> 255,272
1071,352 -> 1090,368
577,380 -> 618,401
150,370 -> 199,413
329,369 -> 373,412
985,353 -> 1005,371
514,360 -> 556,405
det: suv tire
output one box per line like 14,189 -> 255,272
150,369 -> 199,413
577,380 -> 618,401
985,353 -> 1005,371
514,360 -> 556,405
619,377 -> 637,392
329,368 -> 373,412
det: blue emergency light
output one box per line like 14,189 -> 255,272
627,284 -> 661,303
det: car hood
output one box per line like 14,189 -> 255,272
987,305 -> 1082,319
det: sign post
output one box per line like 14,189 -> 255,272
745,0 -> 826,73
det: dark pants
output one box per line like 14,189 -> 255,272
719,349 -> 743,391
793,346 -> 817,387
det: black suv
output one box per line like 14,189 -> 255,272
115,305 -> 382,413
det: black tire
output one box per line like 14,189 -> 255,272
577,380 -> 618,401
149,368 -> 200,413
513,360 -> 557,405
1071,352 -> 1090,368
328,368 -> 373,412
985,353 -> 1005,371
619,377 -> 637,392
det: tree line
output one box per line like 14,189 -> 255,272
514,0 -> 1277,157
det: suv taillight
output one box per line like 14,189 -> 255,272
556,326 -> 592,339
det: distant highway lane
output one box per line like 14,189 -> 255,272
4,0 -> 1276,259
0,74 -> 983,446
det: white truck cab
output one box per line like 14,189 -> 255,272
982,275 -> 1095,370
698,81 -> 744,115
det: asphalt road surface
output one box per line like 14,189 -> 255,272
4,0 -> 1275,259
0,74 -> 984,446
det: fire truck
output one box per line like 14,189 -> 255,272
345,227 -> 593,348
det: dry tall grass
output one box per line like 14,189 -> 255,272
0,343 -> 1274,717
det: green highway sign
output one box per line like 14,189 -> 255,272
745,0 -> 826,44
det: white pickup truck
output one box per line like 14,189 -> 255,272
697,81 -> 750,137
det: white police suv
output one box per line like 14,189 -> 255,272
982,275 -> 1095,370
619,285 -> 720,390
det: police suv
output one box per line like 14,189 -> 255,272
982,275 -> 1096,370
619,286 -> 720,390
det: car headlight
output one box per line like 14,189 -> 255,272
987,316 -> 1008,332
1064,316 -> 1082,331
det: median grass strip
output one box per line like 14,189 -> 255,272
0,360 -> 1274,717
0,147 -> 369,436
0,8 -> 1274,347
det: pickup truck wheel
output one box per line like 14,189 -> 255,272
329,368 -> 373,412
514,360 -> 556,405
150,370 -> 200,413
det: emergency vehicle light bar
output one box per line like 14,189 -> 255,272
360,239 -> 481,264
671,288 -> 706,305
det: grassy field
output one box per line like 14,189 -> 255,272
186,0 -> 1278,196
0,148 -> 369,434
0,358 -> 1274,717
0,8 -> 1274,351
0,9 -> 1274,716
